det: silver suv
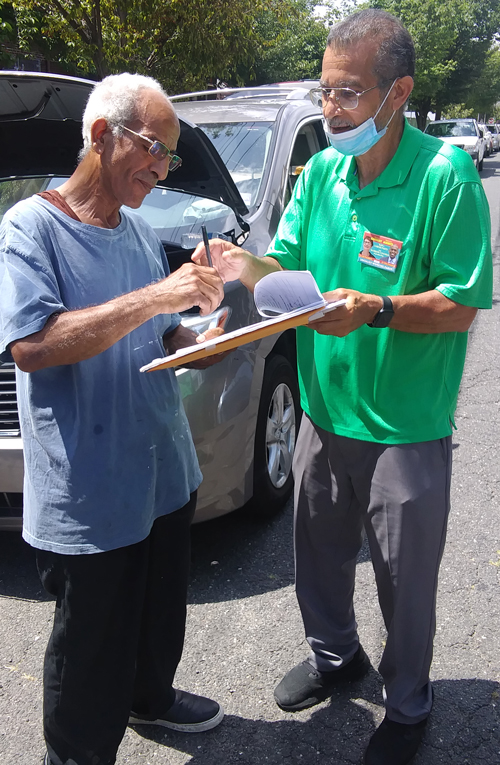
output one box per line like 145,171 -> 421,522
0,74 -> 327,530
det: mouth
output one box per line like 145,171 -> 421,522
327,118 -> 356,134
328,124 -> 354,135
136,179 -> 155,192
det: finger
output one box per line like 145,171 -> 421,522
196,327 -> 225,343
191,242 -> 207,265
196,282 -> 224,316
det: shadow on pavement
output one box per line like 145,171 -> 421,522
129,677 -> 500,765
0,498 -> 372,604
188,499 -> 371,606
480,154 -> 500,179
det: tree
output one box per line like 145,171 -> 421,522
5,0 -> 288,93
463,47 -> 500,116
0,2 -> 17,67
247,0 -> 331,84
244,0 -> 361,85
370,0 -> 500,129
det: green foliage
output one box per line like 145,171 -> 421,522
5,0 -> 290,92
0,2 -> 17,67
248,0 -> 332,84
463,47 -> 500,116
441,103 -> 475,118
369,0 -> 500,128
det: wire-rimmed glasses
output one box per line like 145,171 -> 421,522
309,85 -> 379,111
119,125 -> 182,171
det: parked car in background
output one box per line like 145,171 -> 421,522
0,74 -> 327,531
424,118 -> 485,171
488,123 -> 500,152
478,124 -> 493,156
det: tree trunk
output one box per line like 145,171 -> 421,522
414,98 -> 432,131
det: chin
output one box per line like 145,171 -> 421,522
123,194 -> 148,209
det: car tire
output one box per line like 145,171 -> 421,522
251,354 -> 301,517
478,157 -> 484,171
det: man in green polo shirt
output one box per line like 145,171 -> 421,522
193,9 -> 492,765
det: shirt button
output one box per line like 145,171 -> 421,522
352,214 -> 357,221
356,197 -> 361,201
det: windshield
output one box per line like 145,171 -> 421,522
0,177 -> 238,247
426,122 -> 477,138
200,122 -> 273,210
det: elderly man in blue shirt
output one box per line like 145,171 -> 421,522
0,73 -> 226,765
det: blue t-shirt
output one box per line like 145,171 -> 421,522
0,195 -> 202,554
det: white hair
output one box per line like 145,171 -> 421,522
79,73 -> 170,160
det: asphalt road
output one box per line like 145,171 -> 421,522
1,153 -> 500,765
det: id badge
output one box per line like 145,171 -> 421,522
358,231 -> 402,272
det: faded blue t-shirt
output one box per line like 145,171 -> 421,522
0,195 -> 202,554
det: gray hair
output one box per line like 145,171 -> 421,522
327,9 -> 415,86
79,72 -> 170,160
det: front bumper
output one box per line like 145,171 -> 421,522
0,437 -> 24,492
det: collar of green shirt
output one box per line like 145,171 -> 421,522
335,120 -> 424,198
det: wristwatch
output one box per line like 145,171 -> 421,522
367,296 -> 394,328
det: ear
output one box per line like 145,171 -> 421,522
91,118 -> 112,155
392,76 -> 414,111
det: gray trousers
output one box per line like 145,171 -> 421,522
293,414 -> 452,724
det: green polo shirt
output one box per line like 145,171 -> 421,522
268,121 -> 492,443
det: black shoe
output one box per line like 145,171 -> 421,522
274,644 -> 371,711
129,689 -> 224,733
364,715 -> 428,765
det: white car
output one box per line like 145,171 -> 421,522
424,118 -> 485,171
488,124 -> 500,151
478,124 -> 493,156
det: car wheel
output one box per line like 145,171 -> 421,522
251,354 -> 301,517
478,157 -> 484,171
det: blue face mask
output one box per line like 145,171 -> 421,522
325,80 -> 397,157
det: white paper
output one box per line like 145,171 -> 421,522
254,270 -> 326,316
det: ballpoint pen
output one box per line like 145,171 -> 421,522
201,225 -> 213,267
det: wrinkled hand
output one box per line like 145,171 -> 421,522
308,289 -> 383,337
150,262 -> 224,316
192,238 -> 250,283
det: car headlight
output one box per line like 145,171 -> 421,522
464,143 -> 478,154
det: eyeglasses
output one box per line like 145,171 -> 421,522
119,125 -> 182,171
309,85 -> 379,111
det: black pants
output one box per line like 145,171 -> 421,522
36,494 -> 197,765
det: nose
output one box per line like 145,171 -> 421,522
323,92 -> 343,120
151,155 -> 169,182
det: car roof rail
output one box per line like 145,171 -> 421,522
170,83 -> 318,103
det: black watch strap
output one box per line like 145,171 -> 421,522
367,296 -> 394,328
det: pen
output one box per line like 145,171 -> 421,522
201,225 -> 213,267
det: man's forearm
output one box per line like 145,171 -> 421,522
389,290 -> 477,333
10,285 -> 161,372
313,288 -> 478,337
239,254 -> 282,292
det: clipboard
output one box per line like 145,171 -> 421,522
140,299 -> 346,372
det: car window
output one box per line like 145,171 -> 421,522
199,122 -> 274,211
425,122 -> 476,137
284,122 -> 323,208
0,177 -> 53,222
0,177 -> 237,251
